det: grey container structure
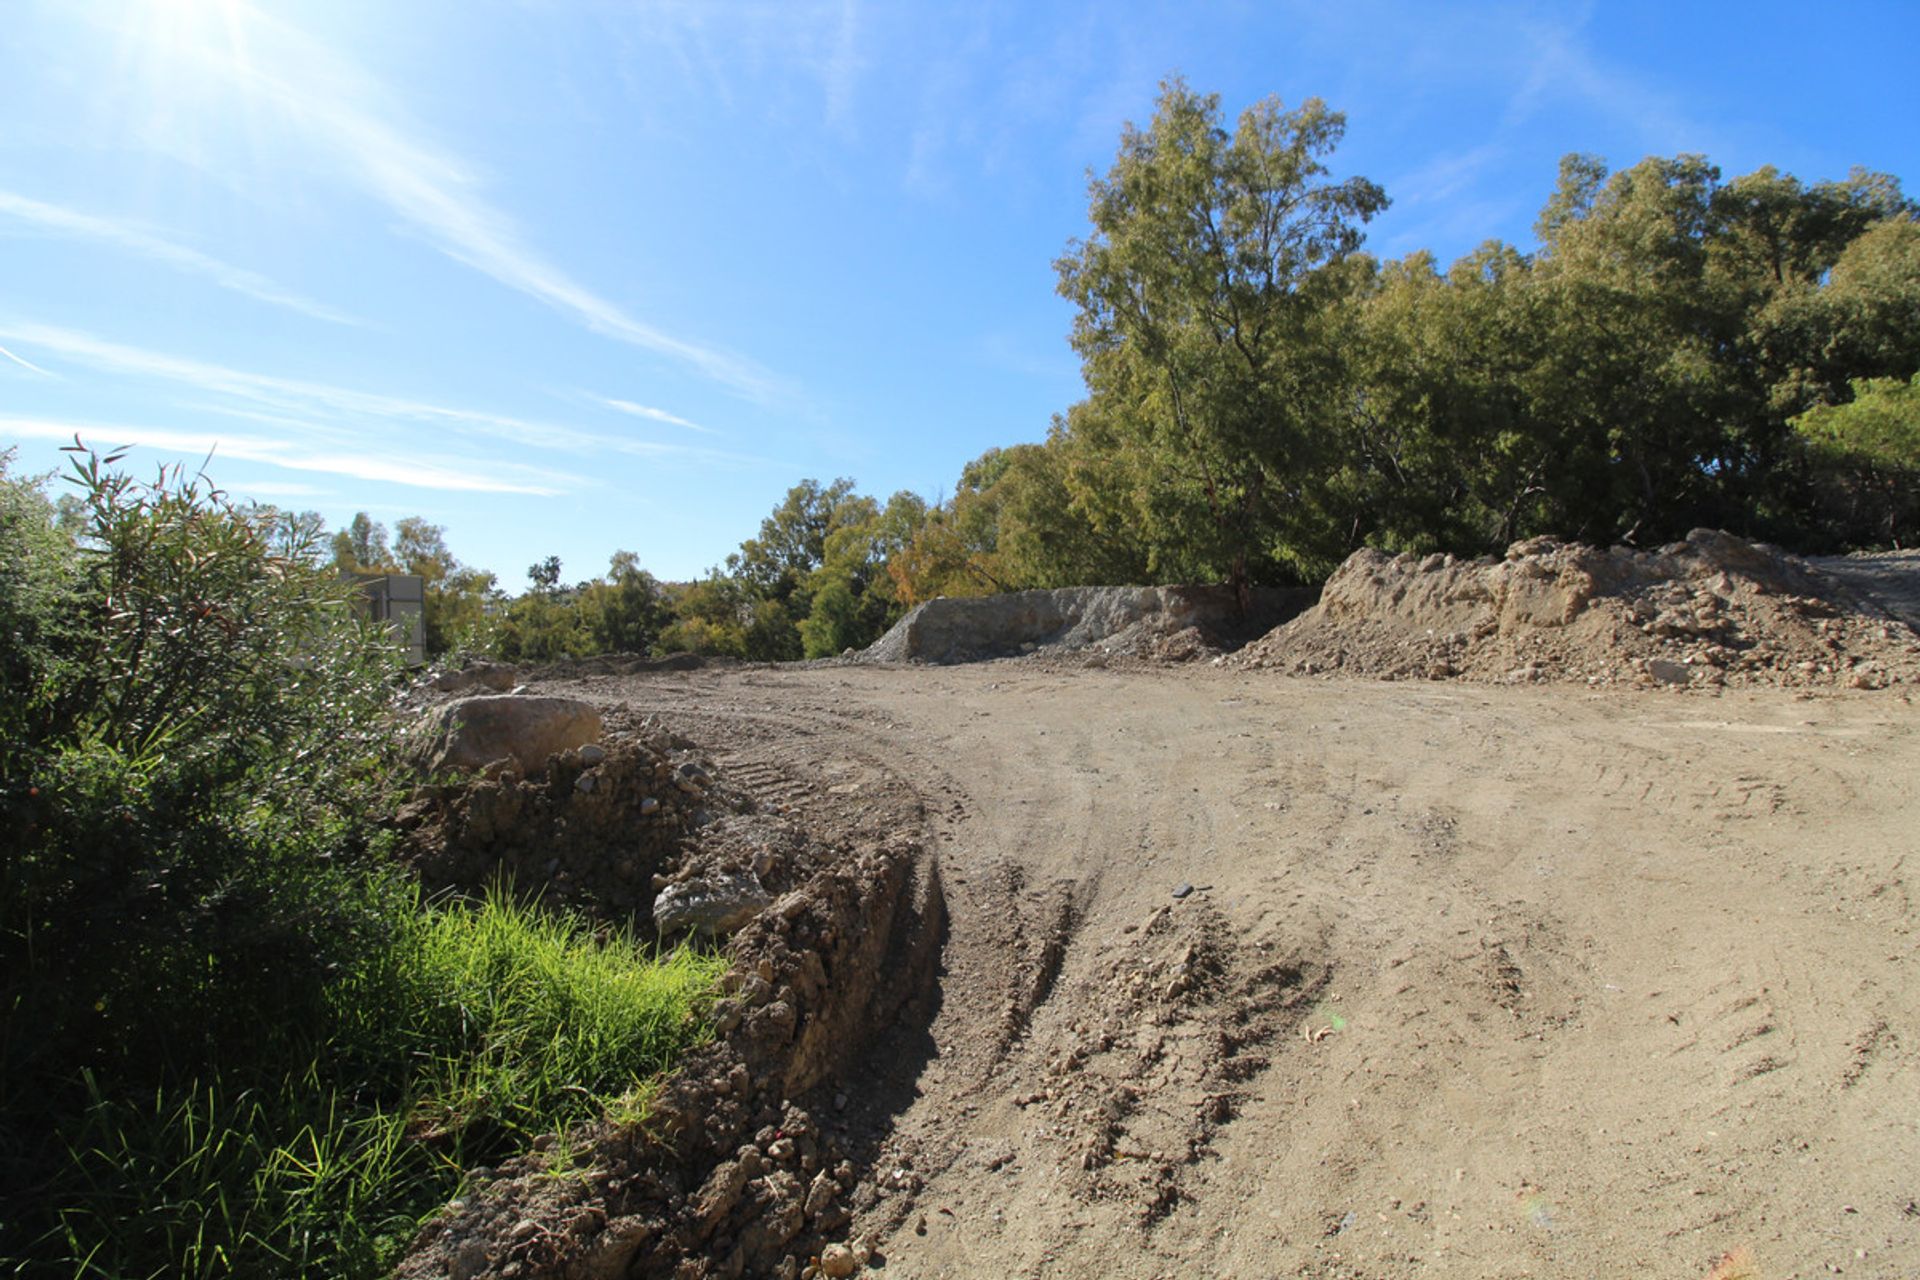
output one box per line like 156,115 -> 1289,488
348,571 -> 427,666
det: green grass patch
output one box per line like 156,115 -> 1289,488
16,889 -> 726,1280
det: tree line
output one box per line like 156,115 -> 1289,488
301,476 -> 929,663
290,79 -> 1919,665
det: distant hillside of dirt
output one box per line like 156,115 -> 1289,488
1232,528 -> 1920,689
861,585 -> 1313,666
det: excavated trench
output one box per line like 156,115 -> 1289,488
395,698 -> 959,1280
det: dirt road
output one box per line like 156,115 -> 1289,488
556,662 -> 1920,1280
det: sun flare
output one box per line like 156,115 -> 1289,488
121,0 -> 253,76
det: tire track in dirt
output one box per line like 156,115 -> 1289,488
544,664 -> 1920,1280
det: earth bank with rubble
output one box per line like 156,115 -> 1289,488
1231,528 -> 1920,688
388,532 -> 1920,1280
391,677 -> 948,1280
860,584 -> 1312,665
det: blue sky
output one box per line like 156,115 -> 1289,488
3,0 -> 1915,587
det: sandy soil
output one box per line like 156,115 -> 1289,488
547,662 -> 1920,1280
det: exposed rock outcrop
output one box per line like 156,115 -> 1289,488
653,869 -> 774,939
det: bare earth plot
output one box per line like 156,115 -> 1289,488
547,662 -> 1920,1280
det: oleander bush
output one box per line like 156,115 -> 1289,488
0,448 -> 721,1278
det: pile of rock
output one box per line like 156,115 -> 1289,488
1233,528 -> 1920,689
861,585 -> 1311,666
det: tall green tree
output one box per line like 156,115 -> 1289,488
1793,373 -> 1920,545
582,550 -> 671,655
386,517 -> 497,658
1343,243 -> 1548,552
1055,78 -> 1387,590
1332,153 -> 1915,555
729,478 -> 865,603
331,511 -> 391,572
392,516 -> 456,580
798,490 -> 925,657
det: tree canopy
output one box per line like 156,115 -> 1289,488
1054,79 -> 1387,589
172,86 -> 1919,670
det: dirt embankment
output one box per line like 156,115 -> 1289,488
394,693 -> 948,1280
394,656 -> 1920,1280
1234,528 -> 1920,689
862,585 -> 1312,666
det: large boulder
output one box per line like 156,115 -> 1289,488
416,694 -> 602,776
653,869 -> 772,938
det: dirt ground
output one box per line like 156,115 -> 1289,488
529,660 -> 1920,1280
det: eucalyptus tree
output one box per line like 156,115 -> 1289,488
1055,78 -> 1387,590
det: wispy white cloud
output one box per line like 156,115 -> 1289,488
136,6 -> 793,404
611,1 -> 865,135
0,416 -> 568,496
2,319 -> 625,455
1379,144 -> 1530,259
0,319 -> 785,471
0,342 -> 57,378
1390,144 -> 1507,209
823,0 -> 862,130
1504,9 -> 1708,150
587,393 -> 717,435
0,188 -> 362,325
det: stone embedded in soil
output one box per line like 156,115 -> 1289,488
448,1239 -> 490,1280
414,693 -> 602,777
1647,657 -> 1692,685
819,1242 -> 857,1277
653,868 -> 773,938
804,1171 -> 838,1217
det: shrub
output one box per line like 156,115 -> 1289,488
0,449 -> 725,1278
0,447 -> 401,1095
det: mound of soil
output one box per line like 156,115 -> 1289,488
1810,547 -> 1920,631
861,585 -> 1312,666
394,718 -> 727,920
1233,528 -> 1920,689
394,704 -> 947,1280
